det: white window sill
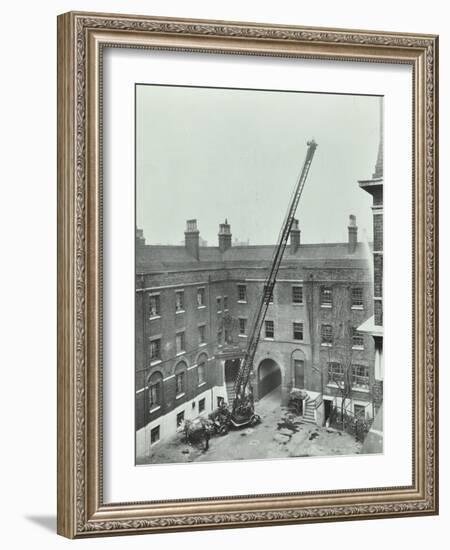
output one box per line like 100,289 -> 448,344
198,382 -> 207,388
149,405 -> 161,413
149,315 -> 161,321
176,392 -> 186,400
321,343 -> 332,348
197,305 -> 206,309
264,337 -> 274,341
327,383 -> 342,389
352,345 -> 364,351
237,300 -> 247,304
238,334 -> 247,338
351,305 -> 364,310
175,309 -> 185,315
352,386 -> 370,393
176,351 -> 186,357
150,439 -> 160,447
199,342 -> 207,347
150,359 -> 162,366
321,304 -> 332,309
292,303 -> 304,306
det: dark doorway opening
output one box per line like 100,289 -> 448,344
257,359 -> 281,399
324,399 -> 333,423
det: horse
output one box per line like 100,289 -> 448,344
178,417 -> 212,451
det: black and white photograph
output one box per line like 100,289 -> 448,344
135,84 -> 384,465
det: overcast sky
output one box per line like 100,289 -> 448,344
136,85 -> 381,246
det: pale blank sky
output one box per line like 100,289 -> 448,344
136,85 -> 381,246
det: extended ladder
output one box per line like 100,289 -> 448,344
232,140 -> 318,413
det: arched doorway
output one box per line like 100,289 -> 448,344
257,358 -> 282,400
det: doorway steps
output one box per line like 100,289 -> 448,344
303,400 -> 316,424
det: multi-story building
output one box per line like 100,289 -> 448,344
359,102 -> 384,452
135,215 -> 376,455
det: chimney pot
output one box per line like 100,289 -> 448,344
185,219 -> 200,260
290,219 -> 301,254
348,215 -> 358,254
218,219 -> 232,252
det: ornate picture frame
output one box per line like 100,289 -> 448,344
57,11 -> 438,538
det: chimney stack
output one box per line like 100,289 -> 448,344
136,228 -> 146,247
290,219 -> 301,254
218,219 -> 232,252
185,219 -> 200,260
348,215 -> 358,254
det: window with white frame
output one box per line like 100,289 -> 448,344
351,287 -> 364,307
175,290 -> 184,312
293,322 -> 304,341
320,286 -> 332,306
197,287 -> 206,307
149,338 -> 161,362
198,325 -> 206,345
198,362 -> 206,385
175,363 -> 186,395
265,320 -> 274,338
237,284 -> 247,302
149,294 -> 160,317
151,426 -> 160,444
176,332 -> 185,354
328,361 -> 344,384
199,398 -> 206,413
292,285 -> 303,304
239,318 -> 247,335
148,371 -> 162,410
352,364 -> 369,389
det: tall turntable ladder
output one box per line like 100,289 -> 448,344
232,140 -> 318,416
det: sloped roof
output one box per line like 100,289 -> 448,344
136,241 -> 371,273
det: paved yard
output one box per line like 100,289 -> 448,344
137,388 -> 362,465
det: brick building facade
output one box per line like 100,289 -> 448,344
135,214 -> 377,454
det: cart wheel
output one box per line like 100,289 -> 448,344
250,415 -> 260,426
219,425 -> 229,436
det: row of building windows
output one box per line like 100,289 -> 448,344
149,288 -> 207,317
238,319 -> 304,341
327,362 -> 369,389
148,358 -> 208,409
149,321 -> 364,361
148,284 -> 364,318
320,324 -> 365,348
320,286 -> 363,307
149,325 -> 207,362
148,284 -> 305,318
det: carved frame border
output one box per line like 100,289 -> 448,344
57,11 -> 438,538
